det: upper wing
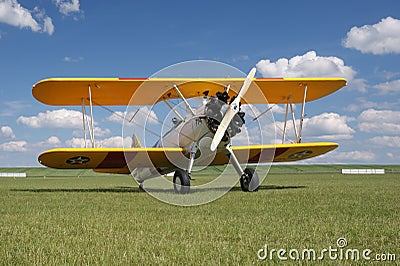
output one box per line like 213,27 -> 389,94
32,77 -> 346,106
38,142 -> 338,174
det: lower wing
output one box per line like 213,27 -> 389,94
38,142 -> 338,174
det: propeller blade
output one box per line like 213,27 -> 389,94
210,107 -> 235,151
237,67 -> 256,101
210,68 -> 256,151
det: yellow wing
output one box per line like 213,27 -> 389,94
38,147 -> 184,174
32,78 -> 346,106
38,142 -> 338,174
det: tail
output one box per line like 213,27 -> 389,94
131,133 -> 142,148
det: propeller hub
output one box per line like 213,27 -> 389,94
230,102 -> 239,112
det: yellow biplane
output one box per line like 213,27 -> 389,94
33,68 -> 346,193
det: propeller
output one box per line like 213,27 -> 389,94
210,67 -> 256,151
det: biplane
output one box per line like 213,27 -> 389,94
33,68 -> 346,193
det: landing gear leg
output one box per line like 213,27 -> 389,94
187,142 -> 198,179
225,145 -> 259,192
173,142 -> 198,194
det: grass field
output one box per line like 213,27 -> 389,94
0,165 -> 399,264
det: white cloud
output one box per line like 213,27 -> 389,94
256,51 -> 365,92
46,136 -> 61,145
348,78 -> 367,93
94,127 -> 111,137
231,123 -> 266,146
0,0 -> 54,35
0,140 -> 27,152
0,126 -> 15,139
271,104 -> 290,115
72,126 -> 111,138
65,137 -> 85,148
358,109 -> 400,134
17,109 -> 85,129
63,56 -> 84,63
0,101 -> 30,117
98,136 -> 132,148
344,98 -> 395,112
343,17 -> 400,55
0,0 -> 40,32
256,51 -> 356,80
53,0 -> 82,17
34,136 -> 62,148
325,150 -> 376,162
108,108 -> 159,125
242,104 -> 288,118
66,136 -> 132,148
303,113 -> 355,140
42,16 -> 54,35
107,111 -> 125,123
274,112 -> 355,141
373,79 -> 400,94
370,136 -> 400,148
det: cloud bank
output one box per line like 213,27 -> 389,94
256,51 -> 356,80
343,17 -> 400,55
0,0 -> 54,35
53,0 -> 81,16
256,51 -> 365,91
358,109 -> 400,135
17,109 -> 85,129
0,0 -> 83,35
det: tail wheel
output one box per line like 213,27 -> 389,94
173,169 -> 191,194
240,168 -> 259,192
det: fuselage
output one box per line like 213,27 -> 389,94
132,94 -> 244,182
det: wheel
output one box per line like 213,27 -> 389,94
173,169 -> 191,194
240,168 -> 259,192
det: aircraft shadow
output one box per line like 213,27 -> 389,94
11,186 -> 141,193
12,185 -> 306,194
230,185 -> 306,192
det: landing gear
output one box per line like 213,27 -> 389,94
225,145 -> 259,192
173,169 -> 190,194
172,142 -> 198,194
240,168 -> 259,192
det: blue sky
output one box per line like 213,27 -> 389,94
0,0 -> 400,166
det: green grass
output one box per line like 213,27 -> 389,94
0,166 -> 399,264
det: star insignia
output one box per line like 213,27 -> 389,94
66,156 -> 90,165
288,150 -> 313,159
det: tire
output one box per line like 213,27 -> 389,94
240,168 -> 259,192
173,169 -> 190,194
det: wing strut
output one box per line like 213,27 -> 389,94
282,101 -> 289,144
88,85 -> 95,148
280,83 -> 308,144
173,85 -> 195,116
297,84 -> 308,143
289,100 -> 298,142
80,85 -> 96,148
81,98 -> 87,148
